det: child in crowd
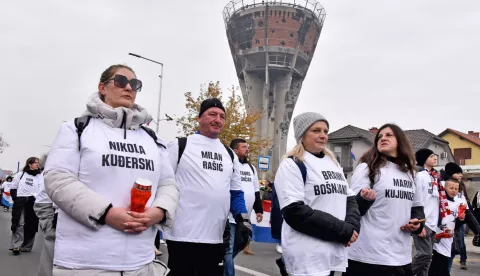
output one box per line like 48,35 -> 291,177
428,179 -> 465,276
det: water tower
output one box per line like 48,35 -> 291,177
223,0 -> 326,174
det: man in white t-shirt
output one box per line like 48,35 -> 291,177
164,98 -> 252,276
223,138 -> 263,276
412,149 -> 440,276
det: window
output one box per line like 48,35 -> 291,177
334,146 -> 342,164
454,148 -> 472,165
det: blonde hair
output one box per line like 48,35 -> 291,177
283,140 -> 339,167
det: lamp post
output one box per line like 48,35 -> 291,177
128,53 -> 164,134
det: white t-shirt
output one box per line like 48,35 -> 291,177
164,134 -> 244,244
417,170 -> 440,232
275,152 -> 354,276
34,176 -> 52,204
348,162 -> 424,266
434,198 -> 459,257
7,171 -> 43,197
228,162 -> 259,224
45,119 -> 175,271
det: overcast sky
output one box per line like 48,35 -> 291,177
1,0 -> 479,170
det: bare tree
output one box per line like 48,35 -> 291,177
39,152 -> 49,169
0,133 -> 9,154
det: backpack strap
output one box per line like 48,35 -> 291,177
247,163 -> 255,175
223,144 -> 235,163
140,126 -> 166,149
177,137 -> 187,164
288,156 -> 307,184
74,116 -> 91,151
19,172 -> 25,180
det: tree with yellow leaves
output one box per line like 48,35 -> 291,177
174,81 -> 270,164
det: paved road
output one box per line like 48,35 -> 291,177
0,210 -> 478,275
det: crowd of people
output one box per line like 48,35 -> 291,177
1,63 -> 480,276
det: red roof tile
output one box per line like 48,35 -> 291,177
439,128 -> 480,147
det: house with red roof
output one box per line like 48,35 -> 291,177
438,129 -> 480,165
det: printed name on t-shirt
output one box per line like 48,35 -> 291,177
428,181 -> 433,194
101,141 -> 155,171
201,151 -> 223,172
240,170 -> 252,182
25,177 -> 34,186
385,178 -> 415,201
313,170 -> 348,196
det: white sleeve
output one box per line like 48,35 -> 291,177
166,139 -> 179,173
350,163 -> 370,194
413,173 -> 424,208
417,172 -> 430,206
274,158 -> 305,209
253,166 -> 260,192
35,174 -> 45,198
44,121 -> 111,230
152,146 -> 179,227
230,152 -> 243,191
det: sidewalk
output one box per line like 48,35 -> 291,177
465,235 -> 480,255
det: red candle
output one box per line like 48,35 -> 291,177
130,178 -> 152,213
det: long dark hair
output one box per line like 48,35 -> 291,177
22,157 -> 39,172
359,124 -> 416,184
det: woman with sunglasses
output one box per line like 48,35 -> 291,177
345,124 -> 425,276
6,157 -> 42,256
44,64 -> 178,276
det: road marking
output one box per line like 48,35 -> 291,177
235,265 -> 271,276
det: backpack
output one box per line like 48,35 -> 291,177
74,116 -> 165,151
288,156 -> 307,184
176,137 -> 234,164
247,163 -> 255,175
270,157 -> 307,239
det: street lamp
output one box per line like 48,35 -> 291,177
128,52 -> 164,134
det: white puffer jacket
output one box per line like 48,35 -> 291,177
44,92 -> 179,230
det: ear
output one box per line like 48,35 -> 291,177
233,148 -> 239,154
98,82 -> 107,97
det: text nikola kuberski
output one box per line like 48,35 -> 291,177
102,141 -> 155,171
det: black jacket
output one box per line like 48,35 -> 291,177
282,195 -> 361,243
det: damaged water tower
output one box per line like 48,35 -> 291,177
223,0 -> 326,174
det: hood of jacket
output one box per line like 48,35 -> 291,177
82,92 -> 152,130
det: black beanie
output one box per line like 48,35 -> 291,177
445,162 -> 463,176
199,98 -> 225,117
415,148 -> 434,167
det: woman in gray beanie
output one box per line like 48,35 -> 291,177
274,112 -> 361,276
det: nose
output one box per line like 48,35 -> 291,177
124,82 -> 133,92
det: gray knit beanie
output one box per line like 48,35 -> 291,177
293,112 -> 329,142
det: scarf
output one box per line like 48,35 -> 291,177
23,168 -> 41,176
438,176 -> 453,236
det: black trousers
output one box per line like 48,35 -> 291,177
428,250 -> 450,276
167,240 -> 224,276
344,259 -> 413,276
155,231 -> 160,249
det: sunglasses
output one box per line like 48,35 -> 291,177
103,74 -> 142,92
